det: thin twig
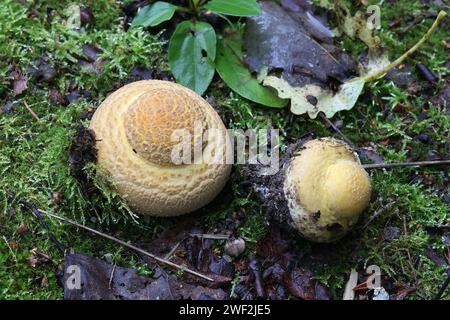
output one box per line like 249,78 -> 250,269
402,214 -> 408,237
403,215 -> 418,283
38,209 -> 214,282
164,240 -> 183,260
189,233 -> 230,240
362,160 -> 450,170
362,199 -> 395,229
109,263 -> 116,290
320,113 -> 355,148
362,11 -> 447,83
2,236 -> 17,263
23,100 -> 41,122
398,12 -> 438,36
416,290 -> 429,300
189,233 -> 254,243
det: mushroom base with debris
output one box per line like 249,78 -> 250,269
244,136 -> 372,243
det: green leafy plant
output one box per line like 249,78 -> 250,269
215,30 -> 288,108
168,20 -> 216,94
131,0 -> 279,100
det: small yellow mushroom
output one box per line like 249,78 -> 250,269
284,138 -> 372,242
90,80 -> 232,217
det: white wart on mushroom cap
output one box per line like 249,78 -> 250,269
90,80 -> 232,216
284,138 -> 372,242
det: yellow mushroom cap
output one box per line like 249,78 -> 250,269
90,80 -> 232,217
123,87 -> 208,166
284,138 -> 371,242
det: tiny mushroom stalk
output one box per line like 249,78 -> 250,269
245,137 -> 372,243
90,80 -> 232,216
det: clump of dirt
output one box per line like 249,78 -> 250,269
243,134 -> 315,231
68,125 -> 97,196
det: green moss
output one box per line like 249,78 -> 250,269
0,0 -> 167,299
0,0 -> 449,300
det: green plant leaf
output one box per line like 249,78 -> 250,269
168,21 -> 216,95
131,2 -> 178,28
204,0 -> 261,17
216,34 -> 288,108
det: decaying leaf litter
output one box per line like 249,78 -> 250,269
243,1 -> 446,118
0,0 -> 449,300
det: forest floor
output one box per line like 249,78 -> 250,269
0,0 -> 449,299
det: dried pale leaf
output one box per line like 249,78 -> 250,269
342,11 -> 381,49
342,269 -> 358,300
13,75 -> 28,96
360,51 -> 391,78
264,76 -> 364,118
320,1 -> 380,49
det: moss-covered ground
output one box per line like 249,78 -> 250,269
0,0 -> 448,299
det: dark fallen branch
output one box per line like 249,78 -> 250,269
434,273 -> 450,300
248,257 -> 265,299
33,208 -> 214,282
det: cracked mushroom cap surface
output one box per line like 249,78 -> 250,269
284,138 -> 372,242
90,80 -> 232,216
